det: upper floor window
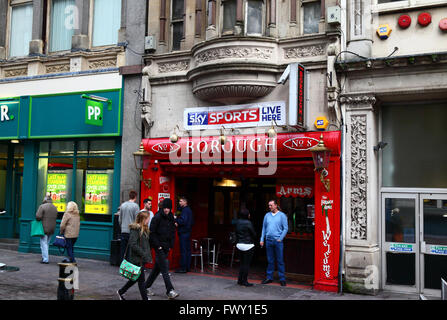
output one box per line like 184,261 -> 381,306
222,0 -> 237,34
50,0 -> 75,52
9,2 -> 33,57
171,0 -> 184,51
302,0 -> 321,35
222,0 -> 264,36
92,0 -> 121,47
245,0 -> 263,36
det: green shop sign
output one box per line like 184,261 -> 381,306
85,99 -> 103,126
390,243 -> 413,252
0,99 -> 19,139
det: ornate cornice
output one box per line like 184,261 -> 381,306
158,60 -> 190,73
4,68 -> 27,78
284,44 -> 326,59
195,46 -> 273,65
45,64 -> 70,74
89,58 -> 117,70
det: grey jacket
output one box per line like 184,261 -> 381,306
35,199 -> 58,235
119,201 -> 139,234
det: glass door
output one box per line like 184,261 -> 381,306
381,193 -> 420,293
419,194 -> 447,296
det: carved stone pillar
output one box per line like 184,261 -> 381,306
206,0 -> 217,40
340,94 -> 380,295
72,0 -> 90,51
29,0 -> 45,55
346,0 -> 373,59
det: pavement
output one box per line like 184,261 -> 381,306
0,248 -> 427,301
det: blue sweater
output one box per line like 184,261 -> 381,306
176,205 -> 194,234
260,211 -> 288,242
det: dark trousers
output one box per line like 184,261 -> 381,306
237,247 -> 254,284
65,238 -> 77,263
120,233 -> 130,262
179,232 -> 191,271
119,268 -> 148,300
145,248 -> 174,294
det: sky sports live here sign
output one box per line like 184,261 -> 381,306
184,101 -> 286,130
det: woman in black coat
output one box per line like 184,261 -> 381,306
117,211 -> 153,300
235,208 -> 256,287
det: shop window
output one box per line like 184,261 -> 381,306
0,144 -> 8,212
171,0 -> 184,51
302,0 -> 321,35
9,2 -> 33,57
36,140 -> 116,223
50,0 -> 75,52
92,0 -> 121,47
382,103 -> 447,188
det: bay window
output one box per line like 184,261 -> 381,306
9,2 -> 33,57
92,0 -> 121,47
302,0 -> 321,35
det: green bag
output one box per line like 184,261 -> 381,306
119,259 -> 142,281
30,220 -> 45,237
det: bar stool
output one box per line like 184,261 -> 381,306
191,239 -> 204,272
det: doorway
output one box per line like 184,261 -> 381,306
381,191 -> 447,296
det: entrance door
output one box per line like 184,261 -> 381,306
419,194 -> 447,297
381,193 -> 420,293
382,192 -> 447,296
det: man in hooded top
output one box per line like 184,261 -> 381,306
36,194 -> 58,264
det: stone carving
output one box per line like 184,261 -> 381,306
350,114 -> 367,240
4,68 -> 27,78
340,95 -> 376,106
158,60 -> 189,73
89,59 -> 117,70
196,47 -> 273,64
284,44 -> 326,59
194,84 -> 274,102
46,64 -> 70,74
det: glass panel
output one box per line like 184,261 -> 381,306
423,199 -> 447,245
9,4 -> 33,57
50,0 -> 75,52
0,158 -> 6,212
223,0 -> 236,32
172,0 -> 184,20
247,0 -> 263,35
378,0 -> 405,3
39,141 -> 50,157
382,103 -> 447,188
77,141 -> 89,156
214,191 -> 224,224
88,140 -> 115,156
424,255 -> 447,290
92,0 -> 121,46
172,22 -> 183,51
50,141 -> 75,157
385,198 -> 415,243
303,1 -> 321,34
386,252 -> 415,286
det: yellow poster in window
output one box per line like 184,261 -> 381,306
46,172 -> 67,213
85,172 -> 110,214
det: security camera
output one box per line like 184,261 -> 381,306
373,141 -> 388,152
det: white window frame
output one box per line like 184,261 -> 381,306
7,0 -> 33,59
244,0 -> 265,37
300,0 -> 321,36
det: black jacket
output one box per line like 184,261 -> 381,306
149,211 -> 176,250
176,205 -> 194,234
126,223 -> 152,267
235,219 -> 256,244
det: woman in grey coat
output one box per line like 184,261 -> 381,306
117,211 -> 153,300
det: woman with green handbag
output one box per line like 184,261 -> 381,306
117,211 -> 153,300
35,195 -> 58,264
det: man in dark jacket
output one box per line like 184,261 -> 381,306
36,195 -> 58,264
174,196 -> 194,273
145,198 -> 179,299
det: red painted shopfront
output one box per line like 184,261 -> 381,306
139,131 -> 341,292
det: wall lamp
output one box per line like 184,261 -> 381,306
310,134 -> 331,192
170,125 -> 181,143
133,142 -> 152,189
374,141 -> 388,152
81,94 -> 112,110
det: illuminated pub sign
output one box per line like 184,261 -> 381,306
297,64 -> 305,127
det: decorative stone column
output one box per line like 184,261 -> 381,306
29,0 -> 45,55
0,0 -> 7,59
346,0 -> 373,59
340,94 -> 380,295
72,0 -> 90,51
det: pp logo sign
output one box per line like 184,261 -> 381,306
0,105 -> 15,122
85,100 -> 103,126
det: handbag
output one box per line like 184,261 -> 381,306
119,236 -> 143,281
53,234 -> 67,254
30,220 -> 45,237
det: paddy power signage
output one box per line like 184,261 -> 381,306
46,171 -> 68,212
84,171 -> 111,214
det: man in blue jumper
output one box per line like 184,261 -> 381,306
174,196 -> 194,273
260,199 -> 288,286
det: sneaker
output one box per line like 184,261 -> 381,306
261,279 -> 273,284
117,290 -> 126,300
146,288 -> 155,296
40,260 -> 49,264
166,289 -> 179,299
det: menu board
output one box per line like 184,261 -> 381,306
84,171 -> 110,214
46,171 -> 68,212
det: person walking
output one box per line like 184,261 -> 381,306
260,199 -> 288,286
140,197 -> 154,228
117,211 -> 153,300
59,201 -> 81,263
235,208 -> 256,287
174,196 -> 194,273
119,191 -> 140,262
145,198 -> 179,299
35,194 -> 58,264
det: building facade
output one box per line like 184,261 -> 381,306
339,0 -> 447,297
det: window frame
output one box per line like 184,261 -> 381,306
374,0 -> 445,13
90,0 -> 122,49
47,0 -> 76,54
300,0 -> 321,36
170,0 -> 185,51
7,0 -> 33,59
244,0 -> 265,37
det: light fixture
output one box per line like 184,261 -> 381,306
170,125 -> 180,143
309,134 -> 331,192
267,119 -> 278,138
81,94 -> 112,110
10,139 -> 20,144
133,141 -> 152,189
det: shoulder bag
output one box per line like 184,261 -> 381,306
119,236 -> 143,281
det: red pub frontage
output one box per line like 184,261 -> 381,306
139,131 -> 341,292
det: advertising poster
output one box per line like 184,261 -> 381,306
46,171 -> 68,212
85,171 -> 110,214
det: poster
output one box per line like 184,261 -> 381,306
46,171 -> 68,212
85,171 -> 110,214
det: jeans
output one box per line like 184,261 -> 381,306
120,233 -> 130,263
65,238 -> 77,263
178,232 -> 191,271
238,247 -> 254,284
265,238 -> 285,281
40,234 -> 52,263
145,248 -> 174,294
119,268 -> 148,300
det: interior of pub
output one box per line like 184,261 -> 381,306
174,171 -> 316,284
